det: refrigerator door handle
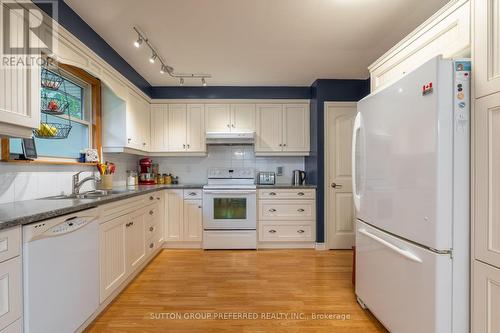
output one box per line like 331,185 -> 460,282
358,228 -> 423,263
352,113 -> 362,212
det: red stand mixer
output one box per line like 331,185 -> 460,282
138,158 -> 155,185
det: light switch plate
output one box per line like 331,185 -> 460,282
276,166 -> 283,176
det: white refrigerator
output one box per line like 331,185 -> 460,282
353,56 -> 470,333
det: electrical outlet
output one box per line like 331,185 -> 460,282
276,166 -> 283,176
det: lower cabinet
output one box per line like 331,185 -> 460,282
99,194 -> 162,303
165,189 -> 203,247
257,188 -> 316,248
0,226 -> 21,333
473,260 -> 500,333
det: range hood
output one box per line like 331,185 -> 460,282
205,131 -> 255,145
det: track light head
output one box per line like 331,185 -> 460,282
160,65 -> 166,74
180,78 -> 184,86
133,36 -> 143,48
202,77 -> 207,86
149,53 -> 157,64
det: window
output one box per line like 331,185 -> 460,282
4,62 -> 102,163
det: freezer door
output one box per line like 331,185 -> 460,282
355,56 -> 454,250
355,220 -> 452,333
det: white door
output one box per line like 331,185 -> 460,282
255,104 -> 283,153
231,104 -> 255,132
474,92 -> 500,268
474,0 -> 500,98
99,215 -> 127,302
283,104 -> 309,153
165,190 -> 184,241
325,102 -> 357,249
473,260 -> 500,333
186,104 -> 205,152
183,200 -> 202,242
168,104 -> 187,152
0,2 -> 40,137
205,104 -> 230,132
126,211 -> 145,271
150,104 -> 167,151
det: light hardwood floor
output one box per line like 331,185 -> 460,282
85,249 -> 387,333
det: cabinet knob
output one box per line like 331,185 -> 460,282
269,192 -> 276,196
149,243 -> 154,249
283,143 -> 287,147
127,138 -> 132,143
149,210 -> 154,215
183,144 -> 186,149
187,144 -> 190,149
297,192 -> 305,196
269,208 -> 276,212
189,192 -> 197,196
149,196 -> 154,200
231,124 -> 235,128
269,229 -> 277,233
198,206 -> 202,209
227,124 -> 231,128
143,142 -> 146,146
149,226 -> 154,232
297,230 -> 305,234
297,208 -> 305,212
156,197 -> 160,200
279,144 -> 283,147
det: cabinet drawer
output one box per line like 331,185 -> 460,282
145,191 -> 163,203
259,223 -> 313,242
146,238 -> 161,256
473,260 -> 500,333
259,200 -> 315,221
183,189 -> 202,200
146,219 -> 161,241
0,257 -> 22,331
100,195 -> 147,223
145,205 -> 160,221
258,189 -> 315,200
0,227 -> 20,264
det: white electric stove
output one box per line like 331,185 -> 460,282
202,167 -> 257,249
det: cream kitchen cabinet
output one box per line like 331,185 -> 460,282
472,261 -> 500,333
205,104 -> 255,132
473,92 -> 500,269
165,189 -> 203,247
0,227 -> 22,332
125,210 -> 146,272
127,90 -> 150,150
369,0 -> 470,92
474,0 -> 500,98
183,199 -> 203,242
255,104 -> 309,155
150,104 -> 168,152
0,2 -> 40,138
168,104 -> 206,153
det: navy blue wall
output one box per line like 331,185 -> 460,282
151,86 -> 311,99
305,79 -> 370,243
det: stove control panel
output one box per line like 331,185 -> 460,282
208,167 -> 255,179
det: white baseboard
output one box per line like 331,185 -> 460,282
257,241 -> 315,249
163,241 -> 202,249
315,243 -> 326,250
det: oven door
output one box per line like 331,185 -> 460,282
203,189 -> 256,230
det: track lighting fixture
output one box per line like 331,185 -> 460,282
133,36 -> 143,48
132,26 -> 211,83
149,53 -> 157,64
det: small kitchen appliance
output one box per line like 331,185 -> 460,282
292,170 -> 306,185
138,158 -> 155,185
258,171 -> 276,185
203,167 -> 257,249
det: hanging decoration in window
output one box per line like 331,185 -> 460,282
34,64 -> 73,139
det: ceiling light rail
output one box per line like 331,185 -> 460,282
133,26 -> 211,86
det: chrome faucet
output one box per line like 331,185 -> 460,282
72,171 -> 98,195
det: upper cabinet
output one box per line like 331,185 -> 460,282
205,104 -> 256,132
127,90 -> 150,151
0,2 -> 41,138
474,0 -> 500,98
369,0 -> 470,92
255,104 -> 309,156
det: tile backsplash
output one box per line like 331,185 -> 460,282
149,145 -> 305,185
0,146 -> 304,204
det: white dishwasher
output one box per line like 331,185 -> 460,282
23,209 -> 99,333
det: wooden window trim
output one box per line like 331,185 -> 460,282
1,62 -> 102,164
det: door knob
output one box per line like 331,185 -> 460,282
331,183 -> 343,189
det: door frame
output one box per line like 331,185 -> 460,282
324,101 -> 358,249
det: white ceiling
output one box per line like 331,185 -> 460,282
65,0 -> 449,86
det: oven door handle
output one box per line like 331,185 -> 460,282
203,190 -> 256,194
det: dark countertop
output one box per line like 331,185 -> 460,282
0,184 -> 204,230
256,184 -> 317,189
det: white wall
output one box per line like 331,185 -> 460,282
148,145 -> 305,185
